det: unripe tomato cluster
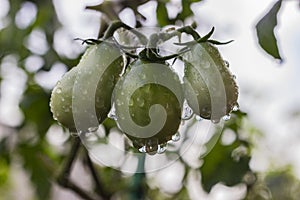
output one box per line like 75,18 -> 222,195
50,25 -> 238,154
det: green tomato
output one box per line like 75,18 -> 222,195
50,42 -> 123,132
183,42 -> 238,121
50,66 -> 77,131
113,59 -> 183,153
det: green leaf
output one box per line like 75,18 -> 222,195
201,138 -> 251,192
256,0 -> 282,61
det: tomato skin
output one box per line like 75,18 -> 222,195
113,59 -> 183,151
183,42 -> 238,121
50,66 -> 78,132
50,42 -> 123,132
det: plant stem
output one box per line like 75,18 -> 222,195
84,150 -> 111,199
59,137 -> 81,180
56,137 -> 98,200
130,154 -> 146,200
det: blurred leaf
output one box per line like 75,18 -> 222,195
157,1 -> 171,27
20,84 -> 54,137
176,0 -> 202,21
0,137 -> 10,164
265,170 -> 300,200
201,138 -> 251,192
256,0 -> 282,61
18,142 -> 56,200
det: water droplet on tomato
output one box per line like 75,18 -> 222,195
137,97 -> 145,107
139,146 -> 146,153
224,60 -> 229,68
56,87 -> 62,94
223,114 -> 231,121
108,104 -> 117,120
157,143 -> 168,154
195,115 -> 203,121
172,132 -> 181,142
232,103 -> 239,111
182,101 -> 193,120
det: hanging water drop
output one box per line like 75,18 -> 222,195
182,101 -> 194,120
223,114 -> 231,121
195,115 -> 203,121
232,103 -> 239,111
157,143 -> 168,154
139,146 -> 146,153
224,60 -> 230,68
108,104 -> 117,120
172,132 -> 181,142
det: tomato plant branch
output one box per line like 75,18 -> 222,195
84,150 -> 111,199
58,137 -> 81,180
56,137 -> 98,200
103,20 -> 147,44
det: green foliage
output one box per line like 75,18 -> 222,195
20,84 -> 54,137
246,169 -> 300,200
256,0 -> 282,61
17,142 -> 57,200
201,112 -> 252,192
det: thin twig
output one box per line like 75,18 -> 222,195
60,180 -> 99,200
85,150 -> 111,199
56,137 -> 98,200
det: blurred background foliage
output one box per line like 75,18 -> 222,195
0,0 -> 299,199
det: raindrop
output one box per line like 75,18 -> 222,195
224,60 -> 229,68
108,104 -> 117,120
223,114 -> 231,121
232,75 -> 236,79
182,101 -> 194,120
232,103 -> 239,111
157,143 -> 168,154
195,115 -> 203,121
88,126 -> 98,132
137,97 -> 145,107
172,132 -> 181,142
56,87 -> 62,94
139,146 -> 146,153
